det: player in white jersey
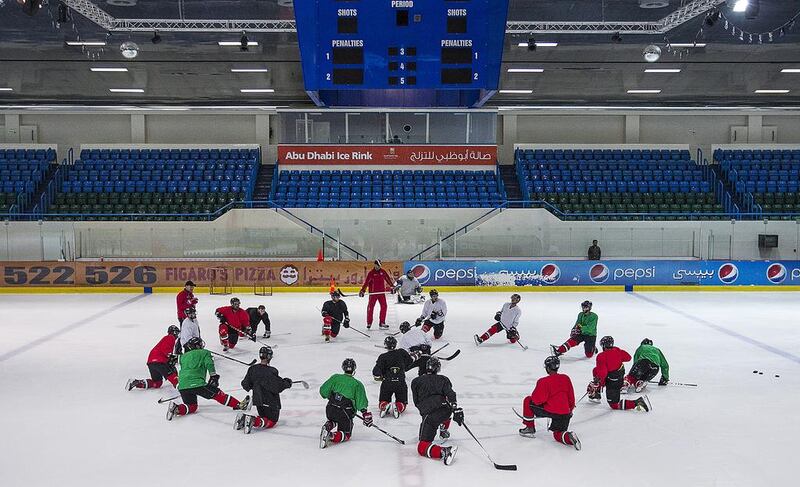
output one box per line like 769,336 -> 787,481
395,270 -> 424,304
474,294 -> 522,345
398,321 -> 432,353
176,306 -> 201,354
416,289 -> 447,339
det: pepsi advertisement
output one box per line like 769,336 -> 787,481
404,260 -> 800,287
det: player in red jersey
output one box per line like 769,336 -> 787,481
587,336 -> 651,412
176,280 -> 198,323
126,325 -> 180,391
359,260 -> 395,330
216,297 -> 252,351
518,356 -> 580,450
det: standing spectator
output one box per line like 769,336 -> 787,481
176,280 -> 198,323
588,240 -> 601,260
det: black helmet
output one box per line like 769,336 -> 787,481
259,346 -> 273,361
600,336 -> 614,350
342,358 -> 357,374
230,297 -> 241,306
406,269 -> 414,276
544,355 -> 560,372
384,336 -> 397,350
419,344 -> 431,355
167,325 -> 180,337
641,338 -> 653,346
429,289 -> 439,297
185,306 -> 196,316
426,357 -> 441,374
185,280 -> 196,287
331,290 -> 341,298
511,293 -> 521,302
581,300 -> 592,310
399,321 -> 411,334
186,337 -> 204,351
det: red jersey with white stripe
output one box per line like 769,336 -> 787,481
360,269 -> 394,294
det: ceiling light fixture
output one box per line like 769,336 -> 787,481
109,88 -> 144,93
219,41 -> 259,47
65,40 -> 106,46
781,68 -> 800,73
627,89 -> 662,94
240,89 -> 275,93
499,89 -> 533,94
644,68 -> 681,73
517,42 -> 558,48
733,0 -> 748,13
507,68 -> 544,73
0,88 -> 13,92
754,89 -> 789,94
119,41 -> 139,59
669,43 -> 707,48
231,68 -> 270,73
90,67 -> 128,72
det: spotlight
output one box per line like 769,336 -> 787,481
611,32 -> 623,43
57,1 -> 70,24
643,44 -> 662,63
240,32 -> 249,52
151,31 -> 162,44
120,41 -> 139,59
526,37 -> 536,51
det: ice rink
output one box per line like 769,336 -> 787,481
1,290 -> 797,487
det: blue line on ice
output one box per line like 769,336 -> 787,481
631,293 -> 800,365
0,294 -> 149,363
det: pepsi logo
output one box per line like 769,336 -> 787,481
766,263 -> 786,284
589,263 -> 609,284
718,263 -> 739,284
409,264 -> 431,284
539,263 -> 561,284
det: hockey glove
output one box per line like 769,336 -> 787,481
208,374 -> 220,388
415,287 -> 422,294
215,311 -> 227,324
570,325 -> 582,339
373,375 -> 383,382
362,410 -> 373,427
494,311 -> 502,322
506,327 -> 519,341
415,318 -> 423,327
658,377 -> 669,386
190,298 -> 198,306
358,290 -> 365,298
167,354 -> 178,367
451,406 -> 464,426
283,377 -> 293,389
343,317 -> 350,328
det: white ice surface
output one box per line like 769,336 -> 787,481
1,291 -> 797,487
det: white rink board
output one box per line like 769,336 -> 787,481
0,291 -> 797,487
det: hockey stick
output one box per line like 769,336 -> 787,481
460,421 -> 517,471
431,343 -> 450,355
511,408 -> 552,427
439,350 -> 461,361
315,307 -> 371,339
355,414 -> 405,445
157,386 -> 247,404
263,332 -> 292,337
209,350 -> 257,366
648,380 -> 697,387
576,391 -> 589,404
515,339 -> 529,351
292,380 -> 310,389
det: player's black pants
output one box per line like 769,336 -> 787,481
524,401 -> 572,432
422,320 -> 445,339
419,405 -> 452,442
326,403 -> 355,439
379,380 -> 408,404
256,405 -> 281,423
629,359 -> 659,382
148,362 -> 176,382
411,355 -> 431,376
180,384 -> 221,406
250,316 -> 270,335
605,369 -> 626,404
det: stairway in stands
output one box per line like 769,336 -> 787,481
252,163 -> 275,201
499,164 -> 522,205
711,164 -> 745,210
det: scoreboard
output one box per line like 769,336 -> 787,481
294,0 -> 510,107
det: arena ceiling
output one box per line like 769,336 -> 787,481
0,0 -> 798,107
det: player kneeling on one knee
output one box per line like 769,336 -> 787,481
216,297 -> 252,351
519,356 -> 581,450
166,337 -> 250,420
395,269 -> 423,303
588,336 -> 650,412
319,358 -> 370,448
475,294 -> 522,345
373,336 -> 414,418
416,289 -> 447,339
321,290 -> 349,342
127,325 -> 180,391
623,338 -> 669,393
236,346 -> 293,434
411,357 -> 459,466
551,300 -> 598,359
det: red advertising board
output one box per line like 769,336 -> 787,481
278,145 -> 497,165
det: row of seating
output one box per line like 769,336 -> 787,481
523,169 -> 706,182
728,169 -> 800,181
279,169 -> 498,183
714,149 -> 800,161
53,191 -> 241,206
277,199 -> 502,209
60,180 -> 247,194
0,193 -> 16,212
79,148 -> 259,161
64,170 -> 253,183
0,148 -> 56,161
517,148 -> 692,161
733,180 -> 800,194
531,193 -> 726,219
518,162 -> 700,171
72,161 -> 255,171
527,180 -> 711,194
531,191 -> 717,205
1,170 -> 44,183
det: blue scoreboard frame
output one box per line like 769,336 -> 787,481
294,0 -> 510,108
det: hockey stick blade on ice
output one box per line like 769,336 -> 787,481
292,380 -> 310,389
460,422 -> 517,471
355,414 -> 405,444
158,395 -> 180,404
439,349 -> 461,361
648,380 -> 697,387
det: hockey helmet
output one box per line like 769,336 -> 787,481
641,338 -> 653,346
600,336 -> 614,350
384,336 -> 397,350
259,346 -> 273,361
185,306 -> 197,317
342,358 -> 357,375
185,280 -> 196,288
544,355 -> 560,373
429,289 -> 439,299
230,297 -> 241,307
186,337 -> 204,351
399,321 -> 411,334
581,300 -> 592,310
167,325 -> 180,337
426,357 -> 442,374
510,293 -> 521,303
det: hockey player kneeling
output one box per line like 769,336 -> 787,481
587,336 -> 651,412
416,289 -> 447,339
519,356 -> 581,450
474,294 -> 522,345
236,346 -> 292,434
395,269 -> 424,304
321,290 -> 349,342
411,357 -> 459,466
126,325 -> 180,391
373,336 -> 414,418
623,338 -> 669,393
166,337 -> 250,420
319,358 -> 371,448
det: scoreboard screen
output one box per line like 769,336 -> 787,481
294,0 -> 510,107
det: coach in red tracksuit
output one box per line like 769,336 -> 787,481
176,280 -> 198,323
359,260 -> 395,330
216,297 -> 252,351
